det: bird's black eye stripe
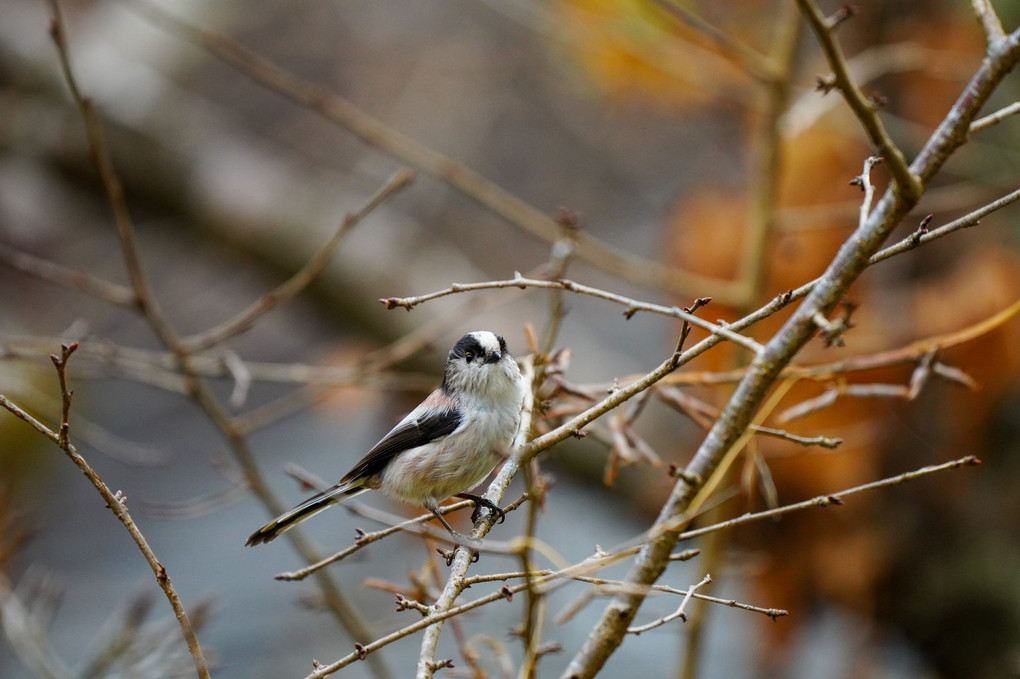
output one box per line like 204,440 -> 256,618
497,335 -> 508,354
452,335 -> 485,363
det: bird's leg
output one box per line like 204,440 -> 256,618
455,493 -> 506,525
424,498 -> 482,550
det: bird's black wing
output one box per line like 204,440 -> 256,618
340,408 -> 462,483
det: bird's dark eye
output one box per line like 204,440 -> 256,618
464,351 -> 473,363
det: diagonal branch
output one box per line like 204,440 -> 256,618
969,101 -> 1020,133
561,22 -> 1020,677
44,3 -> 391,675
971,0 -> 1006,44
116,0 -> 747,303
179,169 -> 414,353
0,242 -> 137,307
0,343 -> 210,679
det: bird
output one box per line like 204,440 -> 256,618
246,331 -> 526,548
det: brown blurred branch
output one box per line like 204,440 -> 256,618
117,0 -> 749,303
740,0 -> 802,308
650,0 -> 776,83
0,242 -> 136,307
179,169 -> 415,353
43,2 -> 391,675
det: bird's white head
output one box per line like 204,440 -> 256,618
441,331 -> 524,401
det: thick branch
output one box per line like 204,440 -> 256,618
561,23 -> 1020,678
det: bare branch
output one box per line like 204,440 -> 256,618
971,0 -> 1006,44
970,101 -> 1020,133
465,569 -> 783,621
627,573 -> 712,634
656,387 -> 842,450
382,274 -> 764,356
0,243 -> 136,307
1,345 -> 210,679
666,456 -> 981,543
795,0 -> 922,199
562,20 -> 1020,675
868,186 -> 1020,265
649,0 -> 776,83
45,0 -> 390,670
273,496 -> 528,582
118,0 -> 745,303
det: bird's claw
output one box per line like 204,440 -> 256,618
459,493 -> 506,524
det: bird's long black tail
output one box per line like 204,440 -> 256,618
245,482 -> 366,546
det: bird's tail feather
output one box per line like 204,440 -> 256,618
245,482 -> 366,546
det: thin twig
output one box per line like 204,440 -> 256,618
306,452 -> 974,677
867,186 -> 1020,264
0,243 -> 136,307
656,387 -> 842,450
382,274 -> 764,356
666,456 -> 981,542
795,0 -> 922,199
274,496 -> 529,581
969,101 -> 1020,133
627,573 -> 712,634
461,570 -> 781,620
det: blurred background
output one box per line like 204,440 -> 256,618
1,1 -> 1019,677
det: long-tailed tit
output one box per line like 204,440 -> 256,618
246,331 -> 526,548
